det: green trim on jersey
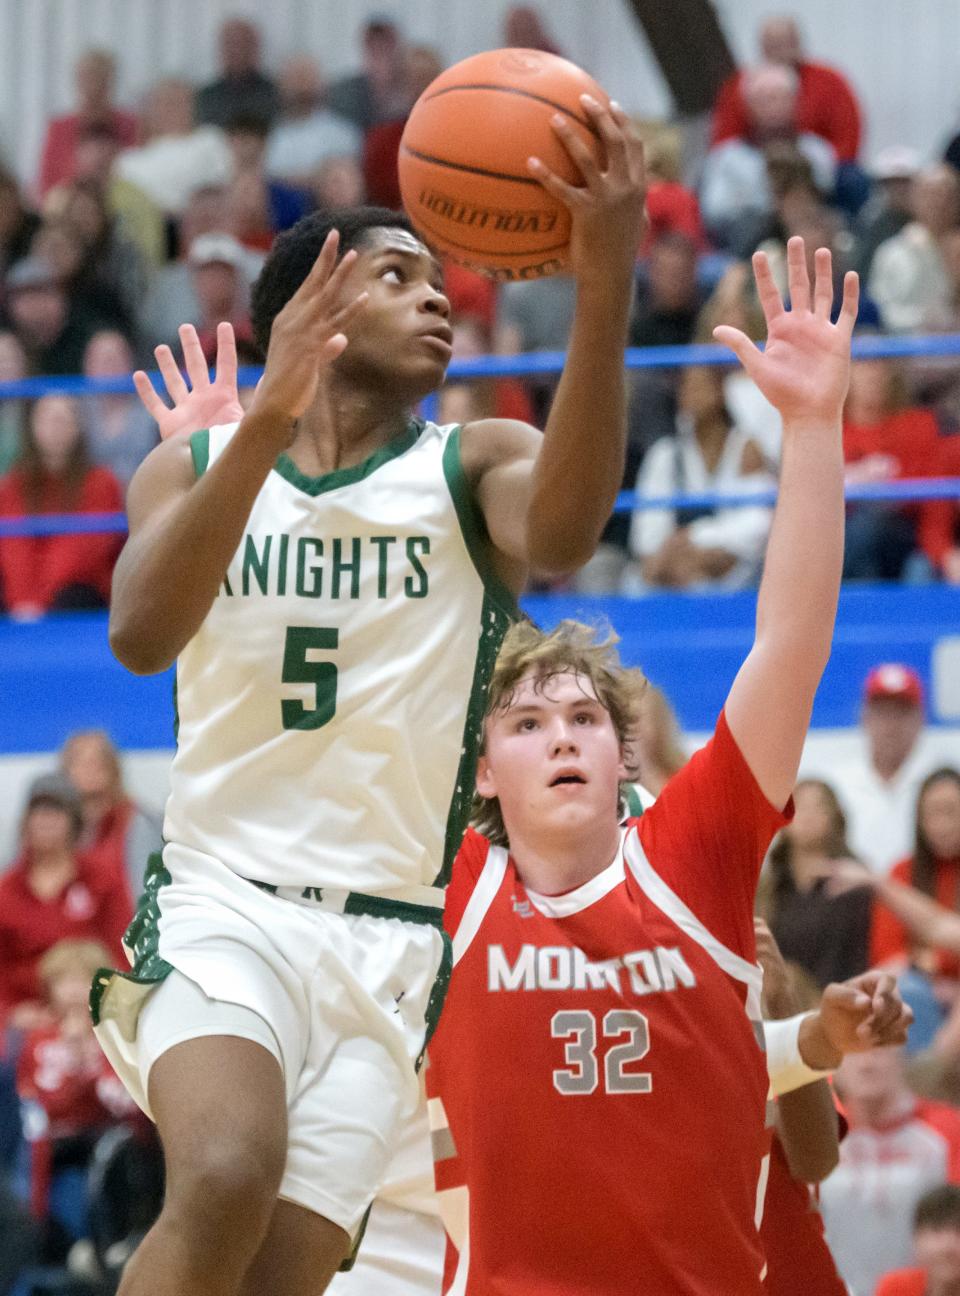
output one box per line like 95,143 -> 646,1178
89,850 -> 174,1025
625,784 -> 647,817
190,429 -> 210,477
441,426 -> 519,620
272,418 -> 424,497
435,427 -> 519,887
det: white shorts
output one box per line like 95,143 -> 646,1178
93,843 -> 450,1236
330,1094 -> 444,1296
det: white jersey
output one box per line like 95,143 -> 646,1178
163,418 -> 516,897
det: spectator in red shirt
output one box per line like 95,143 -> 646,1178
711,15 -> 862,163
876,1185 -> 960,1296
0,775 -> 130,1032
60,729 -> 163,903
0,393 -> 122,617
16,938 -> 140,1226
37,50 -> 138,200
842,353 -> 955,580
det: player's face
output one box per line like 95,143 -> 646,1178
477,670 -> 627,848
335,228 -> 453,402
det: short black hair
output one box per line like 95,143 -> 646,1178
916,1185 -> 960,1232
251,206 -> 417,355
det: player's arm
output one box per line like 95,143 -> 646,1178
720,238 -> 859,809
460,97 -> 645,579
756,919 -> 839,1182
109,234 -> 368,674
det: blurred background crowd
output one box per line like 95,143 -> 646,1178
0,6 -> 959,614
1,4 -> 960,1296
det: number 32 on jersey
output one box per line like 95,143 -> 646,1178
551,1009 -> 652,1096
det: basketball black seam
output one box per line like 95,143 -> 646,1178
421,82 -> 601,137
401,144 -> 544,187
407,207 -> 570,261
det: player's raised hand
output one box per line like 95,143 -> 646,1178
528,95 -> 646,286
714,236 -> 859,425
134,322 -> 246,440
250,229 -> 369,423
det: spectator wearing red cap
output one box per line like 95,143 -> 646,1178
0,775 -> 130,1032
823,665 -> 954,877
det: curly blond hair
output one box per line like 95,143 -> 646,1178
471,620 -> 648,847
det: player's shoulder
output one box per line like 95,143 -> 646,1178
459,417 -> 541,484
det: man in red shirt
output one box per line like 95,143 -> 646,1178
877,1185 -> 960,1296
426,240 -> 903,1294
711,16 -> 862,162
37,49 -> 138,198
0,775 -> 129,1030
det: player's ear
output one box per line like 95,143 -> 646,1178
475,753 -> 497,799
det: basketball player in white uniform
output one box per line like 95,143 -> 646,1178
92,98 -> 646,1296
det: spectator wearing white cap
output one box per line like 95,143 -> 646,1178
868,165 -> 960,332
854,147 -> 921,280
186,233 -> 255,363
821,665 -> 954,874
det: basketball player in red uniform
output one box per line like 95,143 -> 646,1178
425,238 -> 904,1295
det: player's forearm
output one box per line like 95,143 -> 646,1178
755,418 -> 844,681
524,278 -> 631,572
775,1081 -> 840,1183
109,412 -> 293,673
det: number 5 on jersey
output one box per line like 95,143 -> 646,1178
551,1009 -> 652,1096
281,626 -> 338,730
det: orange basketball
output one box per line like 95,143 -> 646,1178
398,48 -> 610,281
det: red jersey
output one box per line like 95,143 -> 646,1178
428,712 -> 790,1295
761,1134 -> 848,1296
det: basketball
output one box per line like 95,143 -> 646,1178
398,48 -> 610,281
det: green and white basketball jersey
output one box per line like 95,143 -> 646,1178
164,418 -> 517,896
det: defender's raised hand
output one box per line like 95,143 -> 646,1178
134,322 -> 245,441
250,228 -> 369,423
528,95 -> 646,286
714,236 -> 859,425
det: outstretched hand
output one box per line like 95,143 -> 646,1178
528,94 -> 646,287
714,236 -> 859,424
134,322 -> 245,441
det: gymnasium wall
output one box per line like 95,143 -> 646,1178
0,0 -> 955,187
2,586 -> 959,858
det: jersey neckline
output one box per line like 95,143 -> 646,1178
271,416 -> 425,497
521,828 -> 627,918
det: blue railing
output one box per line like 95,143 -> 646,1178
1,332 -> 958,539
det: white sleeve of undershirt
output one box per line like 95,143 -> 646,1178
764,1013 -> 833,1098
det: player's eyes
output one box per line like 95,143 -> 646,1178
517,718 -> 538,732
381,266 -> 405,283
573,712 -> 594,725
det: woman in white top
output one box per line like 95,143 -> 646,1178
627,364 -> 774,590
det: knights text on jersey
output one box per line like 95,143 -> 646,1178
163,419 -> 516,895
427,720 -> 791,1295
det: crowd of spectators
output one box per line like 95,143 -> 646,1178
0,9 -> 955,610
1,9 -> 960,1295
